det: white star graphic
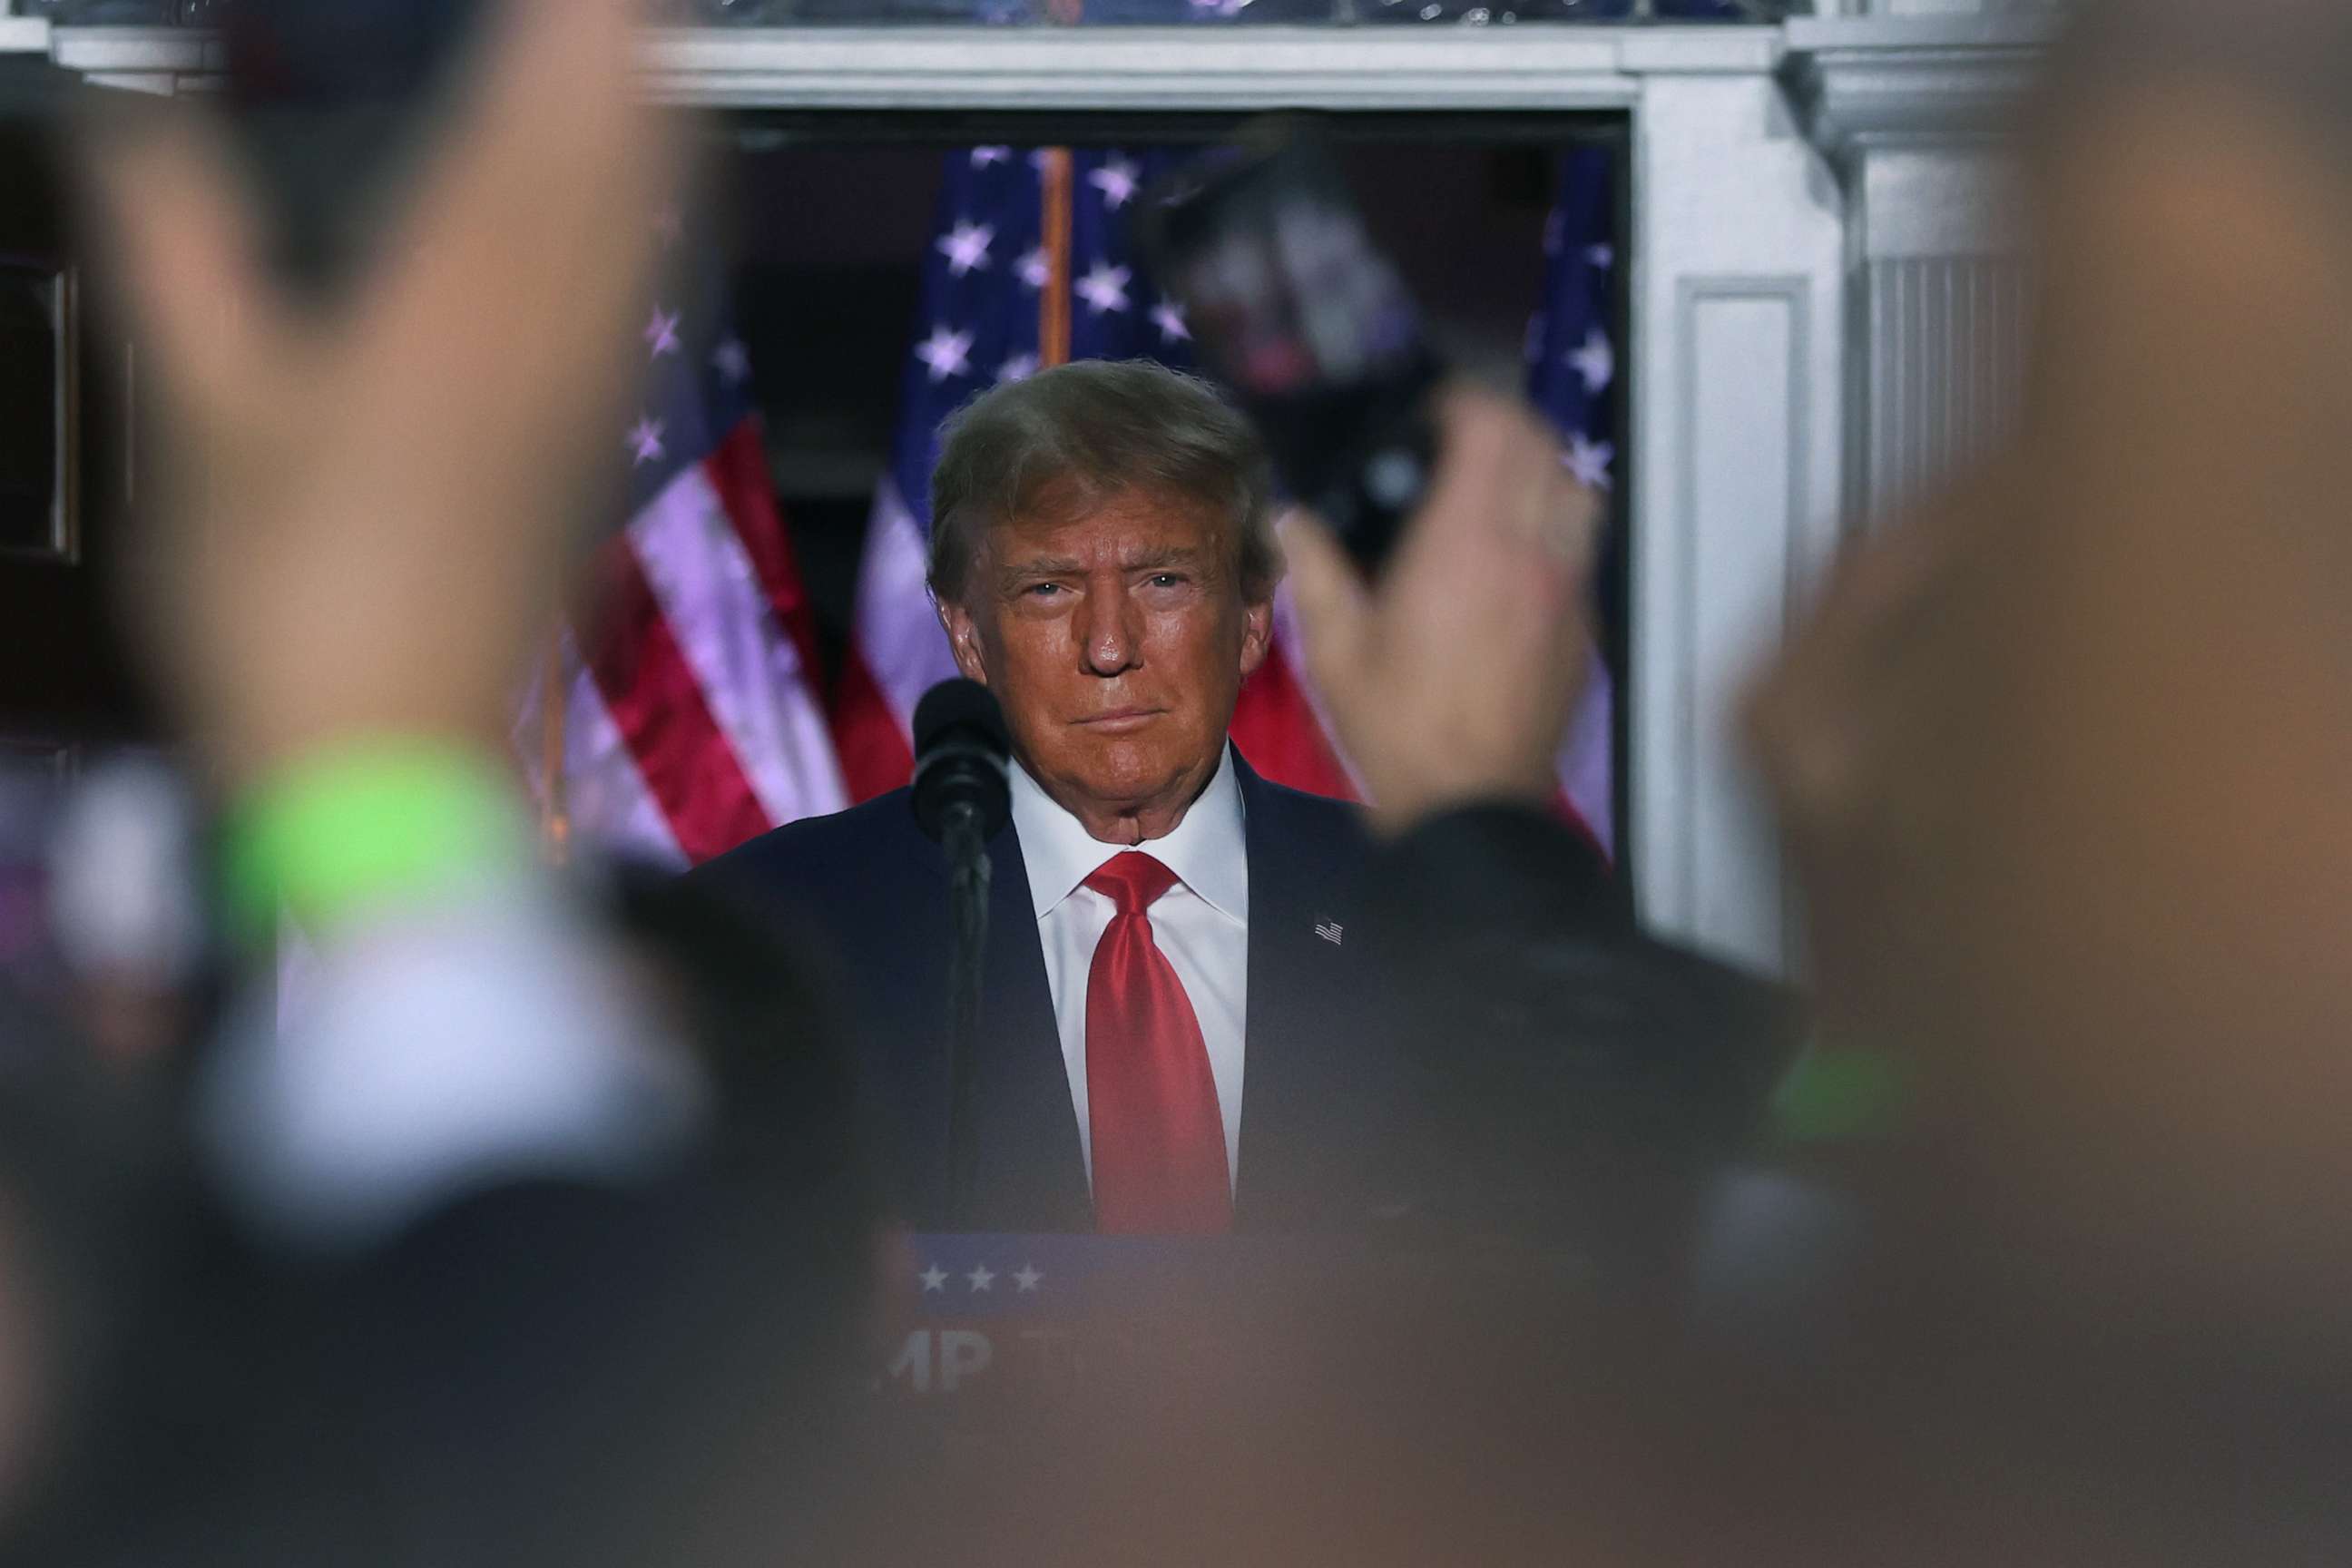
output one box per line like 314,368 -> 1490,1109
1188,0 -> 1250,15
970,145 -> 1012,168
996,351 -> 1039,384
1016,246 -> 1051,291
712,338 -> 751,386
965,1263 -> 996,1293
936,219 -> 995,278
1013,1263 -> 1044,1293
644,306 -> 682,359
1569,326 -> 1613,395
1088,156 -> 1142,211
1151,297 -> 1191,344
1564,432 -> 1614,491
915,322 -> 974,383
918,1263 -> 948,1293
626,416 -> 665,466
1074,260 -> 1132,317
1585,243 -> 1615,270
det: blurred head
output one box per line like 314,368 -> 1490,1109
1747,0 -> 2352,1360
928,360 -> 1278,842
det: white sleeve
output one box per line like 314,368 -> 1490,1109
196,875 -> 710,1253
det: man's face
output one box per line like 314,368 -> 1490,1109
938,486 -> 1272,843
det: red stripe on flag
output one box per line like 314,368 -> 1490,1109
702,417 -> 828,689
1235,637 -> 1607,861
1551,788 -> 1609,864
832,652 -> 916,803
581,535 -> 774,865
1229,640 -> 1360,802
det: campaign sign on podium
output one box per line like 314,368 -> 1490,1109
879,1233 -> 1321,1406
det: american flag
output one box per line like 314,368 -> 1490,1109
824,143 -> 1356,806
539,144 -> 1620,865
517,219 -> 847,867
1527,146 -> 1619,856
843,142 -> 1619,844
838,141 -> 1621,833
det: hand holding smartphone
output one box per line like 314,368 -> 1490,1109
1142,129 -> 1444,578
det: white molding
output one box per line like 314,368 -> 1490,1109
1628,71 -> 1845,974
51,25 -> 221,83
45,23 -> 1790,106
1667,274 -> 1808,967
0,16 -> 52,56
1780,13 -> 2058,161
650,25 -> 1623,109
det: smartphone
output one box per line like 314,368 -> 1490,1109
1142,131 -> 1443,576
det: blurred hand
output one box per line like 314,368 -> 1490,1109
86,0 -> 679,792
1749,70 -> 2352,1363
1284,385 -> 1600,838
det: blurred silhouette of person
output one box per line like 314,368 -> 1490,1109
5,3 -> 888,1563
1288,0 -> 2352,1559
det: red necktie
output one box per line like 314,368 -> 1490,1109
1083,852 -> 1232,1234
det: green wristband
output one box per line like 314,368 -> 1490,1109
1769,1045 -> 1910,1148
221,742 -> 529,946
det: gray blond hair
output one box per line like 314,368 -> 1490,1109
926,358 -> 1279,605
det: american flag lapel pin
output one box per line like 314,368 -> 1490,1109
1313,919 -> 1344,947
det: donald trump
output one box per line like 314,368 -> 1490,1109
708,358 -> 1376,1233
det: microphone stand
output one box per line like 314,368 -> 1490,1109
942,800 -> 991,1232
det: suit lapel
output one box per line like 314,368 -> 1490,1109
1230,759 -> 1366,1230
965,822 -> 1093,1231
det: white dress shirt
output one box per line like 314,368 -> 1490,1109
1010,745 -> 1250,1191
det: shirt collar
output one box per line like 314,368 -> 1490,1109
1008,743 -> 1249,925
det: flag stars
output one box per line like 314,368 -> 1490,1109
965,1262 -> 996,1293
918,1263 -> 948,1293
1013,1263 -> 1044,1293
1089,156 -> 1142,211
996,351 -> 1039,384
936,219 -> 995,278
1585,242 -> 1615,270
1564,432 -> 1614,491
627,416 -> 666,466
916,323 -> 975,382
970,145 -> 1012,168
712,337 -> 751,387
1151,297 -> 1191,344
1075,260 -> 1132,316
1016,246 -> 1051,291
1569,326 -> 1613,395
645,306 -> 682,359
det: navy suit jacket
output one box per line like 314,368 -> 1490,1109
699,753 -> 1386,1233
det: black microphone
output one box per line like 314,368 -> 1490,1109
909,679 -> 1011,1230
911,678 -> 1012,848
